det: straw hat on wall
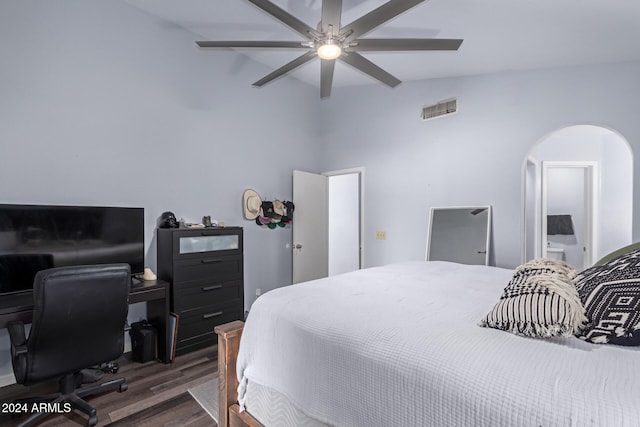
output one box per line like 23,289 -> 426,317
243,189 -> 262,220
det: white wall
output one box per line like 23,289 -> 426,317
318,62 -> 640,269
0,0 -> 323,304
0,0 -> 321,385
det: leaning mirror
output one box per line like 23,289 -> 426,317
426,206 -> 492,265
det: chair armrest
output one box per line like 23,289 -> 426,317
7,321 -> 28,383
7,321 -> 27,355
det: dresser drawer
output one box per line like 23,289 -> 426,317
173,255 -> 242,284
176,302 -> 243,348
173,229 -> 242,260
175,336 -> 217,356
173,279 -> 242,312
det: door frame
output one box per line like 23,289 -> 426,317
541,161 -> 598,267
522,157 -> 539,262
323,167 -> 365,270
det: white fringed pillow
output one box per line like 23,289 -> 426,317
479,258 -> 586,338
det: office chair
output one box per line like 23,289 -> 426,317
7,264 -> 131,427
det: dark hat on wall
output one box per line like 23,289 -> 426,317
261,201 -> 275,218
281,201 -> 295,223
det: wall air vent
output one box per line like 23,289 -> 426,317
421,98 -> 457,121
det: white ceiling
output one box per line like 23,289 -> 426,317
124,0 -> 640,88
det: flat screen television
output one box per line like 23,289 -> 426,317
0,204 -> 144,295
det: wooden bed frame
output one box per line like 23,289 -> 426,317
215,320 -> 262,427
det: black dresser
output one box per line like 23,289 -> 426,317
157,227 -> 244,356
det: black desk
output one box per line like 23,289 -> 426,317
0,279 -> 171,363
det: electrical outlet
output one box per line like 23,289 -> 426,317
256,288 -> 262,297
376,231 -> 386,240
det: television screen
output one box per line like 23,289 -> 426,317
0,204 -> 144,294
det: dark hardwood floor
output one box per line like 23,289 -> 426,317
0,346 -> 218,426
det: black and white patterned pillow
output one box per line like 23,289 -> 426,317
574,249 -> 640,345
479,258 -> 586,338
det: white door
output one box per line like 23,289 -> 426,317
292,170 -> 328,284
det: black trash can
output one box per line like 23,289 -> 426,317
129,320 -> 157,363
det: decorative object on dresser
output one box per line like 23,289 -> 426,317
157,227 -> 244,356
158,211 -> 179,228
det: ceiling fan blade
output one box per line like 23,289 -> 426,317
196,41 -> 308,49
253,50 -> 317,87
341,0 -> 425,41
340,52 -> 401,87
246,0 -> 318,40
321,0 -> 342,34
347,38 -> 463,52
320,59 -> 336,99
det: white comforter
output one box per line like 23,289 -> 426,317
237,261 -> 640,427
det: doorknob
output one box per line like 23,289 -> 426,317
294,244 -> 302,249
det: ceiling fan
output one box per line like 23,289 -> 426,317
196,0 -> 463,98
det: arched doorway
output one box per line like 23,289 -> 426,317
522,125 -> 633,268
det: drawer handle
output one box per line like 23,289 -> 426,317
201,258 -> 222,264
203,311 -> 223,319
202,285 -> 223,291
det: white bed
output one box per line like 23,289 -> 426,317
231,261 -> 640,427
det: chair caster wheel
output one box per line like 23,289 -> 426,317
88,415 -> 98,426
119,383 -> 128,392
103,362 -> 119,374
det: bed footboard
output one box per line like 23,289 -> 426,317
215,321 -> 263,427
215,320 -> 244,427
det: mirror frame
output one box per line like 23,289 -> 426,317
426,206 -> 492,266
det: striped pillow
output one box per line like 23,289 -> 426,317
479,258 -> 587,338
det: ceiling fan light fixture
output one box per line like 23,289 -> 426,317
317,40 -> 342,60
